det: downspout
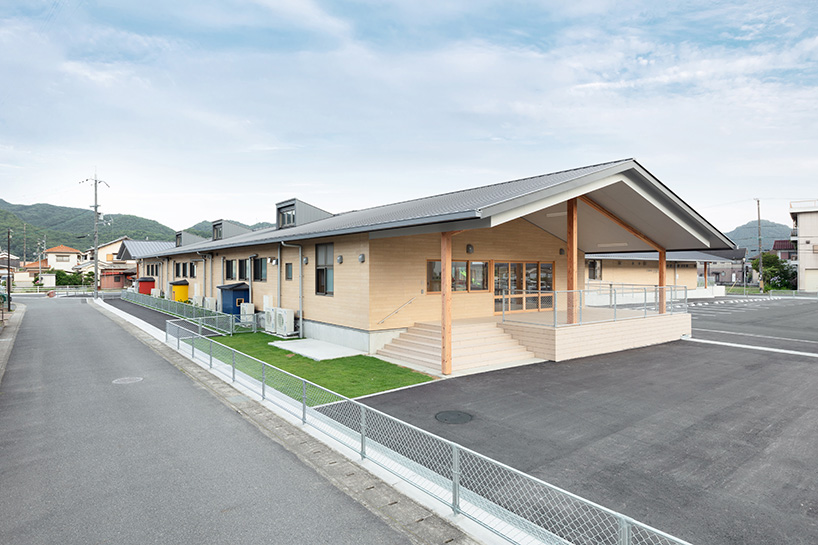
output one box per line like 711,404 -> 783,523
164,257 -> 170,297
197,252 -> 213,298
247,253 -> 258,308
280,241 -> 303,338
277,244 -> 281,308
220,256 -> 225,312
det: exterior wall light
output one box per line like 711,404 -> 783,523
303,256 -> 309,265
269,257 -> 278,265
336,255 -> 343,264
466,244 -> 474,254
358,254 -> 366,263
559,248 -> 565,255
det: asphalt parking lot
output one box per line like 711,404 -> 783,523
363,297 -> 818,545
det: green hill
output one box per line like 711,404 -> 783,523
0,200 -> 175,263
724,220 -> 791,253
0,199 -> 277,263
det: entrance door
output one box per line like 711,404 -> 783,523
494,261 -> 554,313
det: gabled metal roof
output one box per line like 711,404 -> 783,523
585,251 -> 737,263
144,158 -> 736,258
118,240 -> 176,259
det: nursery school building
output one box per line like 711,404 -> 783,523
135,159 -> 735,375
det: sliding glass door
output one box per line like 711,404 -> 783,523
494,261 -> 554,313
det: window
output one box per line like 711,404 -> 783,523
315,243 -> 333,295
426,261 -> 490,293
285,263 -> 293,281
588,260 -> 602,280
175,262 -> 181,277
238,259 -> 248,281
494,261 -> 553,312
182,262 -> 188,277
175,233 -> 182,247
56,255 -> 69,262
253,257 -> 267,281
189,262 -> 196,278
213,223 -> 223,240
278,206 -> 296,228
225,259 -> 236,280
114,275 -> 121,282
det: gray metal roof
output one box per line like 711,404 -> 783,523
119,240 -> 176,259
143,158 -> 736,258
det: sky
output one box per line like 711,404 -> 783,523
1,0 -> 816,234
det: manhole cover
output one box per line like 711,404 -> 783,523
112,377 -> 143,384
435,410 -> 472,424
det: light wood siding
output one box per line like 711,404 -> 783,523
278,235 -> 371,330
590,259 -> 697,290
369,219 -> 583,330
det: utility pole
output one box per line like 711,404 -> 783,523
6,228 -> 11,311
755,198 -> 763,292
22,223 -> 26,266
81,171 -> 109,299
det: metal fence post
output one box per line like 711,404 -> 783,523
177,330 -> 180,350
618,517 -> 632,545
209,339 -> 213,368
360,405 -> 367,459
198,319 -> 202,336
643,287 -> 647,317
301,381 -> 307,424
452,444 -> 461,514
191,334 -> 195,358
232,350 -> 236,382
578,290 -> 583,324
613,289 -> 617,321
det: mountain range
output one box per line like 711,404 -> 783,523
0,199 -> 270,263
0,199 -> 793,263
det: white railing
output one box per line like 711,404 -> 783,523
502,285 -> 688,327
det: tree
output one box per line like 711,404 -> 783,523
752,253 -> 796,291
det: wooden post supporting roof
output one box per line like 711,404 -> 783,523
441,231 -> 453,375
567,198 -> 578,324
703,262 -> 709,289
659,250 -> 667,314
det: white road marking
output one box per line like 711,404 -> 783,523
683,338 -> 818,358
692,328 -> 818,345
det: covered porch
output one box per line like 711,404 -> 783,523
378,160 -> 733,375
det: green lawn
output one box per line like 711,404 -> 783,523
724,285 -> 762,295
211,332 -> 436,398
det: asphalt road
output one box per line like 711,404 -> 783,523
0,296 -> 414,545
363,297 -> 818,545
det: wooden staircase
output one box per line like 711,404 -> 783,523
377,321 -> 540,373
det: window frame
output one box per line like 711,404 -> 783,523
253,257 -> 267,281
285,262 -> 293,281
225,259 -> 236,280
315,243 -> 334,296
426,260 -> 492,294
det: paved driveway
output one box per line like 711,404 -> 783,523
363,298 -> 818,545
0,296 -> 415,545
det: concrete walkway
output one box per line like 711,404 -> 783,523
0,296 -> 479,545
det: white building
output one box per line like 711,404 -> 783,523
790,200 -> 818,292
44,245 -> 83,272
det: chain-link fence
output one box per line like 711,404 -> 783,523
121,290 -> 263,335
165,319 -> 694,545
501,286 -> 688,328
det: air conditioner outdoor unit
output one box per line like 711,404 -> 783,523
204,297 -> 217,311
150,288 -> 161,298
240,302 -> 256,324
192,295 -> 204,307
275,308 -> 296,336
264,308 -> 278,333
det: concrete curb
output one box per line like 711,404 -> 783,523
0,303 -> 26,387
90,300 -> 488,545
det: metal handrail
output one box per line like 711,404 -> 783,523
377,296 -> 416,324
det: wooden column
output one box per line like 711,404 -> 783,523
703,262 -> 708,289
566,198 -> 578,324
441,231 -> 453,375
659,250 -> 667,314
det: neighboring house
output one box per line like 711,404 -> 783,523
75,236 -> 136,285
43,245 -> 83,272
134,159 -> 736,374
790,200 -> 818,291
772,239 -> 796,261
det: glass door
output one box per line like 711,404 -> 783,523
494,261 -> 554,312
